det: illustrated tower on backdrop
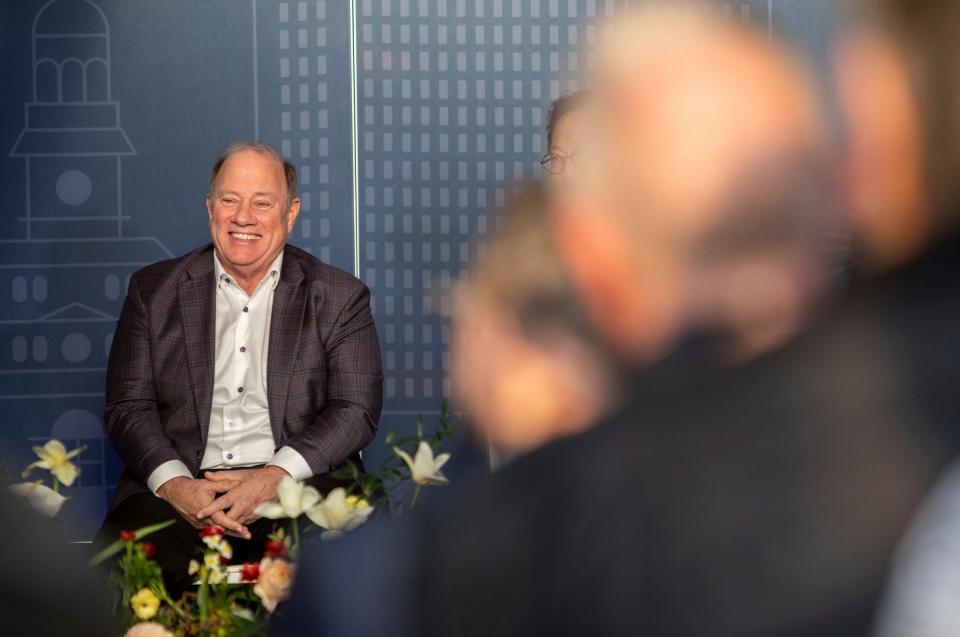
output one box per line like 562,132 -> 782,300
3,0 -> 172,523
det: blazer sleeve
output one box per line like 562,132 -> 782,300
104,274 -> 185,483
283,282 -> 384,474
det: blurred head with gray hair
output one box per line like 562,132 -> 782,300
550,9 -> 845,366
451,182 -> 621,457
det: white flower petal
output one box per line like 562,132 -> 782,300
8,482 -> 67,518
254,501 -> 286,519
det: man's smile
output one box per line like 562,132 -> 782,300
229,231 -> 262,241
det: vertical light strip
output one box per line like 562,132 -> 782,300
348,0 -> 361,278
768,0 -> 773,36
252,0 -> 260,139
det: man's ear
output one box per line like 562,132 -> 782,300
550,204 -> 662,362
835,30 -> 929,269
285,197 -> 302,232
205,195 -> 214,222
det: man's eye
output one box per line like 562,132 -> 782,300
221,197 -> 238,205
255,201 -> 273,209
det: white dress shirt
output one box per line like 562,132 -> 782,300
146,251 -> 312,494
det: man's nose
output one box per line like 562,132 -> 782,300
232,201 -> 255,225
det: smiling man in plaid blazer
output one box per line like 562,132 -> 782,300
94,141 -> 383,592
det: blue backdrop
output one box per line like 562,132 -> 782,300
0,0 -> 831,538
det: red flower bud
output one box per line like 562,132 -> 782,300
264,539 -> 287,559
240,562 -> 260,583
140,542 -> 156,558
199,525 -> 223,539
120,530 -> 137,542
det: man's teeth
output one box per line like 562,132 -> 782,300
231,232 -> 261,241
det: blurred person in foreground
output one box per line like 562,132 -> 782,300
276,11 -> 948,637
824,1 -> 960,635
540,91 -> 592,181
404,12 -> 946,637
0,487 -> 111,634
451,182 -> 623,460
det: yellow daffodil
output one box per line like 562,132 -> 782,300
305,487 -> 374,540
255,475 -> 321,519
130,588 -> 161,620
208,567 -> 225,585
204,552 -> 220,569
23,439 -> 85,487
394,441 -> 450,485
218,538 -> 232,560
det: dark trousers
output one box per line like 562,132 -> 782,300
93,469 -> 354,599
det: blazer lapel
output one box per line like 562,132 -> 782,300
268,249 -> 307,444
178,248 -> 216,450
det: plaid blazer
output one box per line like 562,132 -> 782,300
105,243 -> 383,508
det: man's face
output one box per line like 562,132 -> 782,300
206,150 -> 300,286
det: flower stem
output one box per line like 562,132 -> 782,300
291,517 -> 301,559
52,477 -> 60,494
410,484 -> 422,509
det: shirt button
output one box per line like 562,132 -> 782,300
224,277 -> 231,284
227,421 -> 235,429
243,306 -> 249,313
226,453 -> 234,460
239,346 -> 246,353
237,386 -> 244,393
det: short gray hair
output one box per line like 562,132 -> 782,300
209,140 -> 298,206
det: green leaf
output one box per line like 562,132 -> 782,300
384,429 -> 396,444
416,417 -> 424,438
88,519 -> 176,566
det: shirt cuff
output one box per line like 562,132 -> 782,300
146,460 -> 193,495
267,446 -> 313,482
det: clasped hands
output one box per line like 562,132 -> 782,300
157,465 -> 288,540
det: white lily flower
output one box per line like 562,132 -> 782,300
8,482 -> 68,518
305,487 -> 374,540
218,538 -> 233,560
394,441 -> 450,485
23,439 -> 84,487
254,475 -> 321,519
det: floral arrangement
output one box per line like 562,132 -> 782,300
95,404 -> 460,636
7,438 -> 85,517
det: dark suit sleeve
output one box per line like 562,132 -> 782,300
104,274 -> 184,483
284,282 -> 383,474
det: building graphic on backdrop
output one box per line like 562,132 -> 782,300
3,0 -> 171,528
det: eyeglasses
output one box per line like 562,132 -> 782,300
539,152 -> 577,175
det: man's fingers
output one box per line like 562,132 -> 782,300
207,479 -> 239,494
205,470 -> 239,482
211,511 -> 250,539
196,493 -> 232,519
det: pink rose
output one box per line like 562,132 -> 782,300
253,558 -> 295,612
124,622 -> 173,637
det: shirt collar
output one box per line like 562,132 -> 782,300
213,250 -> 284,292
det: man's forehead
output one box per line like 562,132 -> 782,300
213,151 -> 286,190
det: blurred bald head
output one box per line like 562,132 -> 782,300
553,11 -> 839,364
836,0 -> 960,270
587,12 -> 826,243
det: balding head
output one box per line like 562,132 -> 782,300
552,11 -> 840,364
586,12 -> 826,247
